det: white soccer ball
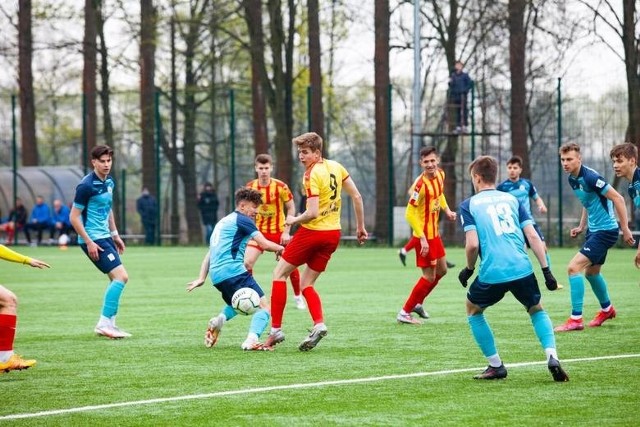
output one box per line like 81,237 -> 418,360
58,234 -> 70,246
231,287 -> 261,315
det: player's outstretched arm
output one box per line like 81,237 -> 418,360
0,244 -> 50,269
253,232 -> 284,254
186,250 -> 211,292
606,187 -> 635,246
343,177 -> 367,244
524,224 -> 557,290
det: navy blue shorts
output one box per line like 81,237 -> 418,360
467,273 -> 541,310
214,271 -> 265,306
580,229 -> 619,266
524,223 -> 545,248
80,238 -> 122,274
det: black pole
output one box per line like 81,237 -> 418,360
229,89 -> 236,207
557,77 -> 563,247
387,84 -> 394,247
11,94 -> 17,244
154,91 -> 162,245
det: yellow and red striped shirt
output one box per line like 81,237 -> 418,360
246,178 -> 293,234
405,169 -> 447,239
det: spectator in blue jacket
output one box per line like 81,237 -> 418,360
448,60 -> 473,134
50,199 -> 72,242
25,196 -> 52,246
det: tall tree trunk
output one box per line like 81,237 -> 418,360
508,0 -> 530,177
308,0 -> 325,154
181,0 -> 211,244
83,0 -> 98,153
140,0 -> 157,196
440,0 -> 460,244
96,0 -> 114,149
18,0 -> 38,166
622,0 -> 640,145
243,0 -> 269,155
374,0 -> 390,243
96,0 -> 119,229
267,0 -> 294,185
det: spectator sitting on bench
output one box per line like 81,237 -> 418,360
1,198 -> 28,245
50,199 -> 73,244
25,196 -> 52,246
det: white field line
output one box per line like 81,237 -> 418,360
2,353 -> 639,421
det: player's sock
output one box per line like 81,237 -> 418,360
468,313 -> 498,360
585,273 -> 612,310
249,309 -> 270,337
270,280 -> 287,328
544,348 -> 559,363
222,305 -> 237,321
568,274 -> 584,317
402,277 -> 430,313
101,280 -> 125,318
417,274 -> 441,302
302,286 -> 324,324
399,247 -> 407,256
0,314 -> 17,362
290,268 -> 301,297
530,310 -> 556,351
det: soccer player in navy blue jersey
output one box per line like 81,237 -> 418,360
555,143 -> 635,332
458,155 -> 567,381
497,155 -> 561,290
70,145 -> 131,339
610,142 -> 640,268
186,187 -> 284,351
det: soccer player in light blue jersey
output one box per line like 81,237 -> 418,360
186,188 -> 284,351
555,143 -> 635,332
497,156 -> 561,289
70,145 -> 131,339
458,155 -> 567,381
458,156 -> 569,381
610,142 -> 640,268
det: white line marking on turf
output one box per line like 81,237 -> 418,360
2,353 -> 639,420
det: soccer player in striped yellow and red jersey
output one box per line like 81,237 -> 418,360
396,146 -> 457,324
244,154 -> 305,310
264,132 -> 368,351
0,244 -> 50,374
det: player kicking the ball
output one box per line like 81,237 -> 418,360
264,132 -> 368,351
186,188 -> 284,351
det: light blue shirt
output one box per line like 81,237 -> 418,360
460,189 -> 534,284
496,178 -> 539,223
568,165 -> 618,232
72,172 -> 115,244
208,211 -> 259,284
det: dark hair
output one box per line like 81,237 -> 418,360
420,146 -> 437,158
610,142 -> 638,161
91,145 -> 114,160
507,155 -> 523,167
235,187 -> 263,206
469,156 -> 498,184
255,153 -> 273,165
